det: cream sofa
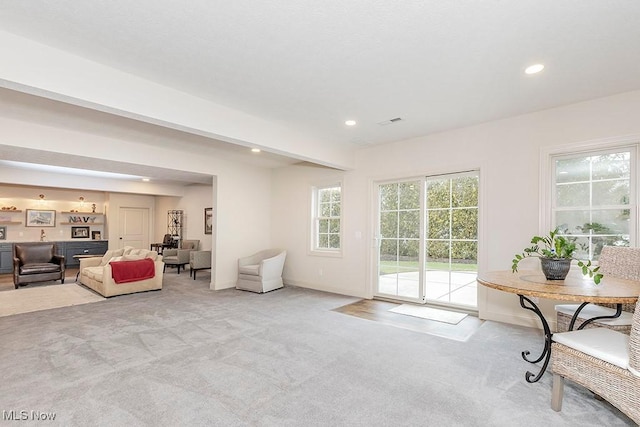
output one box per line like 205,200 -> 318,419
79,247 -> 164,297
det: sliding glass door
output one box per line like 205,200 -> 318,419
375,172 -> 478,308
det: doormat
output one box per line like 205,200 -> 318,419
389,304 -> 468,325
0,284 -> 104,317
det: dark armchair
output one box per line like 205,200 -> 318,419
13,242 -> 65,289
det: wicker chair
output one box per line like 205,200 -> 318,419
551,299 -> 640,424
555,246 -> 640,334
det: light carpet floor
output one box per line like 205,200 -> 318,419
389,304 -> 468,324
0,272 -> 634,426
0,283 -> 104,317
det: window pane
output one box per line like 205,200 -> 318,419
329,219 -> 340,233
452,208 -> 477,239
380,183 -> 398,211
380,239 -> 398,262
427,210 -> 450,239
556,183 -> 589,207
330,189 -> 341,203
318,234 -> 328,248
330,202 -> 341,216
320,203 -> 330,217
592,153 -> 630,180
556,210 -> 590,232
451,241 -> 477,269
318,219 -> 328,233
399,240 -> 419,272
329,234 -> 340,249
556,158 -> 590,183
452,176 -> 478,208
399,210 -> 420,238
427,179 -> 450,209
591,209 -> 630,234
380,212 -> 398,238
594,235 -> 629,254
320,189 -> 330,203
592,180 -> 629,206
426,240 -> 449,264
399,181 -> 420,210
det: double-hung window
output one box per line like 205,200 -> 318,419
551,147 -> 635,260
312,184 -> 342,254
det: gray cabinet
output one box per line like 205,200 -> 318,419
60,241 -> 109,267
0,241 -> 109,274
0,243 -> 12,274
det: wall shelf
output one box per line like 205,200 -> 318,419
60,211 -> 103,215
0,209 -> 22,213
0,221 -> 22,225
60,222 -> 104,226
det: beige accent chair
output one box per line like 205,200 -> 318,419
555,246 -> 640,334
189,250 -> 211,280
79,247 -> 164,297
163,240 -> 199,274
236,249 -> 286,293
551,298 -> 640,424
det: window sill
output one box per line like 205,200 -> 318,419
309,249 -> 343,258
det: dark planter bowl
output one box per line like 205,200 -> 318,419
540,257 -> 571,280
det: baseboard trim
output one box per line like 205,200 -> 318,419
284,279 -> 366,299
480,309 -> 557,331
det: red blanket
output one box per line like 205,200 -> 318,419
110,258 -> 155,284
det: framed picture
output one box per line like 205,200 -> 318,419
204,208 -> 213,235
91,231 -> 102,240
71,226 -> 90,238
0,226 -> 6,240
25,209 -> 56,227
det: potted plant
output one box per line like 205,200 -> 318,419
512,228 -> 603,283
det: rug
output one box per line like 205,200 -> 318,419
0,284 -> 104,317
389,304 -> 468,324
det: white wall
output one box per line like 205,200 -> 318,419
271,89 -> 640,328
154,185 -> 214,250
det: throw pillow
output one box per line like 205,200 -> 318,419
123,254 -> 145,261
100,248 -> 125,266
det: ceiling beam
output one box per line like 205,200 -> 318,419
0,30 -> 355,170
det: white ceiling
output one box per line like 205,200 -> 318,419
1,1 -> 640,161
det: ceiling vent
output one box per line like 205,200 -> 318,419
377,117 -> 403,126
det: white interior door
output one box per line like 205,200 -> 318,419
118,207 -> 149,249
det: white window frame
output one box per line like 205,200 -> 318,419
310,182 -> 343,257
540,138 -> 639,258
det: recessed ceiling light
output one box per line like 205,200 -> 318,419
142,178 -> 150,182
345,120 -> 357,126
525,64 -> 545,75
251,148 -> 261,153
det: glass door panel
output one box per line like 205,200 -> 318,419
376,181 -> 423,301
424,172 -> 478,308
